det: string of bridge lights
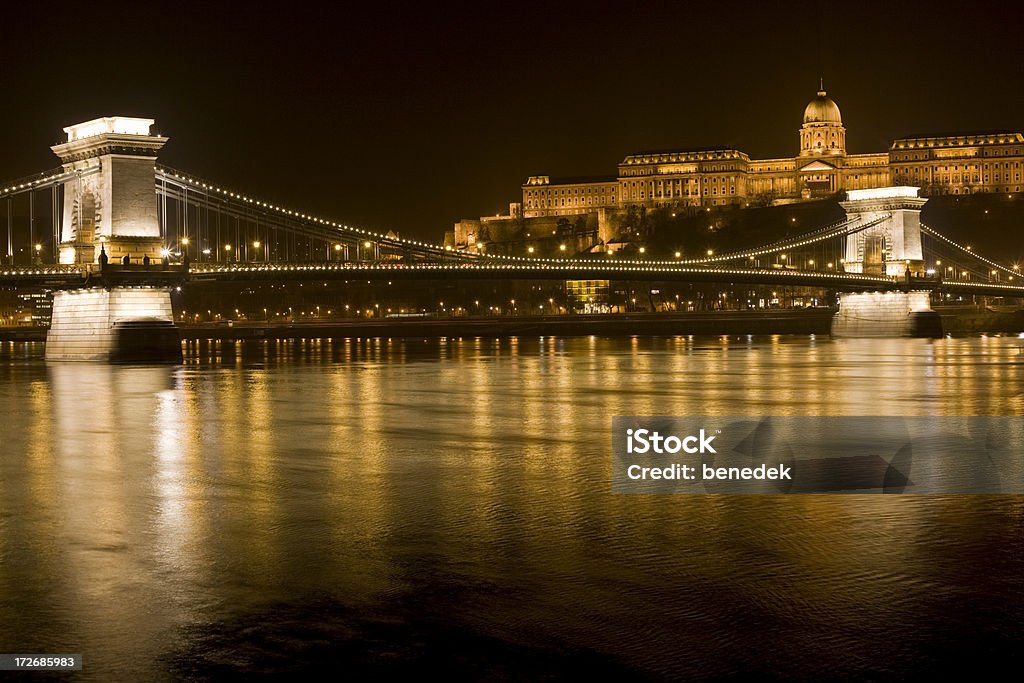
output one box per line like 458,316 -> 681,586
2,262 -> 1024,296
0,266 -> 90,276
156,165 -> 463,256
6,164 -> 1016,287
188,262 -> 899,283
469,214 -> 884,268
943,280 -> 1024,293
920,223 -> 1020,277
0,168 -> 76,198
153,167 -> 878,270
668,215 -> 885,266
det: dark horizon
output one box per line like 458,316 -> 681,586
1,0 -> 1022,241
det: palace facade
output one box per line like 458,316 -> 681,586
522,88 -> 1024,218
449,86 -> 1024,252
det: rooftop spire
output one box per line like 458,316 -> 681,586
818,77 -> 826,97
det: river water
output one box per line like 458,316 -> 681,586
1,335 -> 1022,680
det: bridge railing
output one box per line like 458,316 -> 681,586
0,264 -> 92,275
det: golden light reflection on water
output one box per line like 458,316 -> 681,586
0,336 -> 1022,679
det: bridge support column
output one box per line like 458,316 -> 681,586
831,291 -> 942,338
45,287 -> 181,362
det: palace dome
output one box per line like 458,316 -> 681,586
803,90 -> 842,124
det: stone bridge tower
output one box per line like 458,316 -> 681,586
45,116 -> 180,361
832,187 -> 941,337
51,117 -> 167,265
840,186 -> 926,277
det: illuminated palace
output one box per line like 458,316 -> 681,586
449,85 -> 1024,252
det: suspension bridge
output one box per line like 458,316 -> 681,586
0,116 -> 1021,359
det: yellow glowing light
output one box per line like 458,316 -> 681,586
675,252 -> 682,258
559,244 -> 566,251
64,116 -> 154,141
253,241 -> 261,248
707,249 -> 714,256
364,241 -> 372,249
34,243 -> 41,252
224,244 -> 232,251
181,237 -> 190,245
846,186 -> 920,201
528,246 -> 535,253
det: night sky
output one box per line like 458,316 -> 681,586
1,0 -> 1021,241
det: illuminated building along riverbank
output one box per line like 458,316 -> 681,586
449,85 -> 1024,255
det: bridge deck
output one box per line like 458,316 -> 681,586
0,261 -> 1021,297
